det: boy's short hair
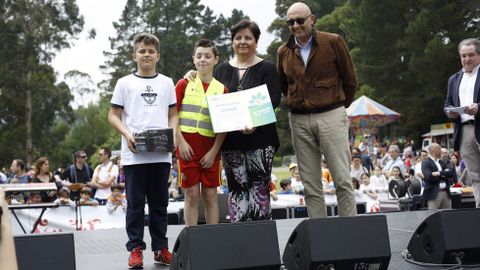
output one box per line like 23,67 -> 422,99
280,179 -> 291,190
59,187 -> 71,196
133,33 -> 160,53
111,184 -> 123,192
80,187 -> 92,195
192,38 -> 218,57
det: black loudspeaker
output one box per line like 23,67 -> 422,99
408,209 -> 480,264
283,215 -> 391,270
171,220 -> 281,270
15,233 -> 76,270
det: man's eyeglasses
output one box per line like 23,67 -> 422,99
286,14 -> 311,26
79,156 -> 87,159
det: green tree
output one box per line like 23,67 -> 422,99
102,0 -> 249,95
0,0 -> 83,165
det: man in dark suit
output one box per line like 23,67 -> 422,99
422,143 -> 455,209
445,38 -> 480,208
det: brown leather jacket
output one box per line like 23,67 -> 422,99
277,30 -> 357,114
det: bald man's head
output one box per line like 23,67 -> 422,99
286,2 -> 315,44
287,2 -> 312,16
428,143 -> 441,158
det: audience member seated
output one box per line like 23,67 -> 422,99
79,187 -> 98,206
288,163 -> 304,194
350,154 -> 369,180
359,173 -> 378,200
388,166 -> 404,181
321,160 -> 333,183
54,187 -> 75,207
107,185 -> 126,213
383,145 -> 404,178
4,193 -> 19,205
27,191 -> 43,204
269,176 -> 278,201
279,179 -> 294,194
217,169 -> 228,194
369,166 -> 389,192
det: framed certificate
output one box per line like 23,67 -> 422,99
206,84 -> 277,133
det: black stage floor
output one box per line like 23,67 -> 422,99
73,210 -> 480,270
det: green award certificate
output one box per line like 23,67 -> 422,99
206,84 -> 276,133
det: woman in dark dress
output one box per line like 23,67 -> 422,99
213,19 -> 281,222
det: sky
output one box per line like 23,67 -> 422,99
51,0 -> 278,106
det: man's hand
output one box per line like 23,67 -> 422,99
432,171 -> 440,177
447,111 -> 460,119
464,103 -> 479,116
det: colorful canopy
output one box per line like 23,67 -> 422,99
346,95 -> 401,130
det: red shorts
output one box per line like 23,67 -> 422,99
178,159 -> 222,189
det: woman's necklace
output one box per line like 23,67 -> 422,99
237,67 -> 250,91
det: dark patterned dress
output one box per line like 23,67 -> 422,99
214,60 -> 281,222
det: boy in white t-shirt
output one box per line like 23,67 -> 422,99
108,33 -> 178,269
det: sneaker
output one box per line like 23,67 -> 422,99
154,248 -> 172,266
128,246 -> 143,269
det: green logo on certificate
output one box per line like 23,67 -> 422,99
248,91 -> 276,127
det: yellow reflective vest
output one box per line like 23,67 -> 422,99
179,77 -> 224,137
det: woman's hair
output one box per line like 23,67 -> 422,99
351,177 -> 360,189
360,172 -> 370,179
391,166 -> 404,179
231,19 -> 261,43
34,157 -> 49,176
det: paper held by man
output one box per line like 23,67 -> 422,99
206,84 -> 277,133
444,106 -> 469,114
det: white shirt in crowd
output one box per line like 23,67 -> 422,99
369,174 -> 388,191
93,161 -> 119,200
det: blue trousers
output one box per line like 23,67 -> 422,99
124,162 -> 170,251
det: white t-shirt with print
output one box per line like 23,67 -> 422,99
111,73 -> 176,166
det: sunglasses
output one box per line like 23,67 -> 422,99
79,156 -> 87,159
286,14 -> 311,26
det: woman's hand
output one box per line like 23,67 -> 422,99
183,70 -> 197,81
239,126 -> 256,135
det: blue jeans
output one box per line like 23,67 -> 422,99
124,162 -> 170,251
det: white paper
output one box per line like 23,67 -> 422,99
206,84 -> 276,133
444,106 -> 468,114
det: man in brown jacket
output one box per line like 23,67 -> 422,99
277,2 -> 357,218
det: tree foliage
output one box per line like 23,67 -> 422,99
0,0 -> 82,167
101,0 -> 248,93
269,0 -> 480,152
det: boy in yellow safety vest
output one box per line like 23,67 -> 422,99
175,39 -> 228,226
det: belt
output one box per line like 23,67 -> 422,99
462,120 -> 475,126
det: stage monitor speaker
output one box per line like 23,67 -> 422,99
283,215 -> 391,270
15,233 -> 76,270
171,220 -> 281,270
407,208 -> 480,264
